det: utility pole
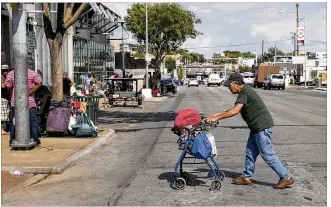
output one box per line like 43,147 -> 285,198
296,3 -> 299,56
121,22 -> 125,77
11,3 -> 35,148
274,43 -> 277,65
262,40 -> 264,60
145,2 -> 149,89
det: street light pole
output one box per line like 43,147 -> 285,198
121,22 -> 125,77
279,10 -> 307,87
303,14 -> 307,88
255,43 -> 258,66
145,2 -> 149,89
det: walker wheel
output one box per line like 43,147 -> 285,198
175,177 -> 186,190
220,171 -> 225,181
181,171 -> 190,182
210,180 -> 222,191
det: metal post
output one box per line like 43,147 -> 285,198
145,2 -> 149,89
121,22 -> 125,77
304,14 -> 307,88
35,3 -> 43,79
11,3 -> 34,148
255,43 -> 258,66
274,43 -> 277,65
296,3 -> 299,56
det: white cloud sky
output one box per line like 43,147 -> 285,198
112,2 -> 327,58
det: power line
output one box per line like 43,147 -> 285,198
182,39 -> 291,49
181,39 -> 326,49
306,39 -> 327,44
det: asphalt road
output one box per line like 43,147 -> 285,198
2,85 -> 327,206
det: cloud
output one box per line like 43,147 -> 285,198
112,2 -> 326,58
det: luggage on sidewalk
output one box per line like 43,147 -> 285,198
71,113 -> 98,137
46,106 -> 70,136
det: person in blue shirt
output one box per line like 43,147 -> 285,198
83,72 -> 95,93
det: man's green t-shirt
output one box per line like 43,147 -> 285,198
235,85 -> 274,132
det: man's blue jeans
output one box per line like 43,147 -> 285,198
243,128 -> 290,179
9,107 -> 40,144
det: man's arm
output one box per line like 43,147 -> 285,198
214,103 -> 244,120
29,72 -> 42,96
207,103 -> 244,123
5,72 -> 13,89
29,82 -> 42,96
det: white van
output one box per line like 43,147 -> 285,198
207,73 -> 222,86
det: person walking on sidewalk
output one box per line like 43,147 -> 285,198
6,68 -> 42,145
205,72 -> 294,189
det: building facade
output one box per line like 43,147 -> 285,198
1,3 -> 121,85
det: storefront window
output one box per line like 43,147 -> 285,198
73,37 -> 114,85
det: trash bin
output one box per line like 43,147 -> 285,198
72,95 -> 100,125
316,78 -> 322,88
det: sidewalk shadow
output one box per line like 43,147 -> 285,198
192,168 -> 274,187
98,110 -> 177,125
158,172 -> 207,189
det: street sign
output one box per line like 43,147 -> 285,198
297,27 -> 305,46
292,56 -> 305,64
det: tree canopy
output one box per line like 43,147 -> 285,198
165,57 -> 176,71
125,3 -> 202,71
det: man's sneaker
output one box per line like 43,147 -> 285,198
232,175 -> 252,185
274,177 -> 294,189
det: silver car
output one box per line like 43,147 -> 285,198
264,74 -> 285,90
188,79 -> 199,87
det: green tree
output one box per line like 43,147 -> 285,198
125,3 -> 201,87
239,65 -> 252,73
267,47 -> 284,56
42,3 -> 88,100
165,57 -> 176,72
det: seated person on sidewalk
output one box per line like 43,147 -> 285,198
6,68 -> 42,145
205,72 -> 294,189
63,72 -> 73,98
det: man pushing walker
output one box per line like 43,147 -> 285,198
205,72 -> 294,189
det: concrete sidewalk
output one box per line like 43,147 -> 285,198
287,85 -> 327,91
1,129 -> 116,194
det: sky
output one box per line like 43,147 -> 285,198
112,2 -> 327,58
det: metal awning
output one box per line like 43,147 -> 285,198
77,3 -> 122,34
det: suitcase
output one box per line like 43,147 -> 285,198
46,107 -> 70,136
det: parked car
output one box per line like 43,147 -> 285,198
188,79 -> 199,87
263,74 -> 285,90
160,78 -> 177,93
183,79 -> 189,85
243,74 -> 255,86
207,73 -> 222,86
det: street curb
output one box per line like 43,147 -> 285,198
314,88 -> 327,91
144,97 -> 168,102
3,174 -> 50,195
51,129 -> 116,174
2,129 -> 117,174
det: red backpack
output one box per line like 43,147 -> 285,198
174,108 -> 202,131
